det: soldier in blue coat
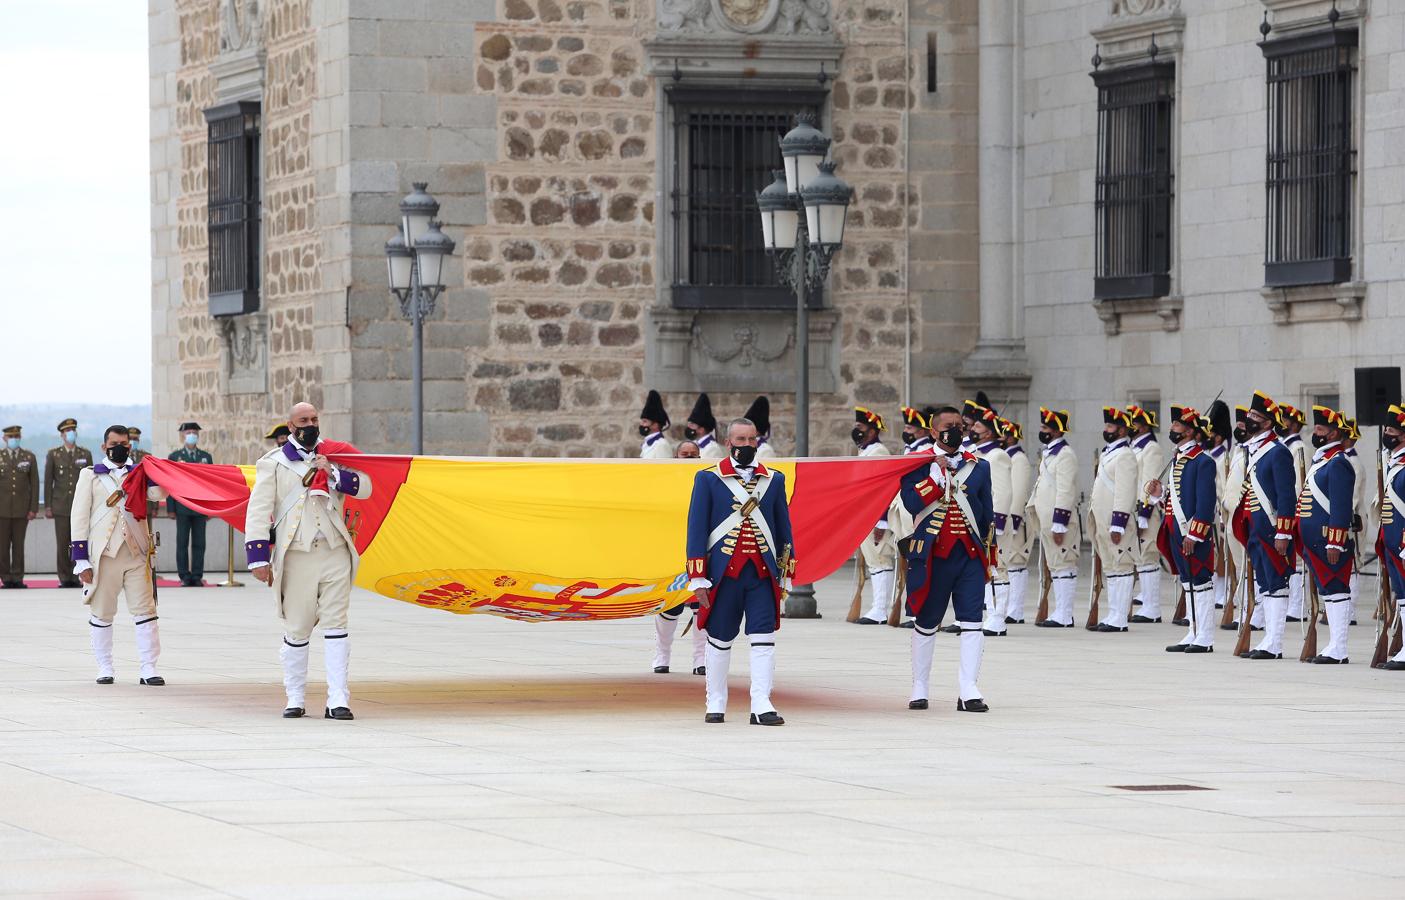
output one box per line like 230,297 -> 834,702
1145,407 -> 1220,655
1298,406 -> 1357,664
1380,404 -> 1405,670
899,406 -> 994,713
686,417 -> 795,725
1231,392 -> 1300,661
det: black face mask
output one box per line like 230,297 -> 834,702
901,431 -> 916,446
1102,430 -> 1118,445
851,427 -> 866,446
106,445 -> 130,465
638,425 -> 650,438
731,445 -> 756,467
1168,429 -> 1186,445
1242,418 -> 1261,436
1384,433 -> 1401,451
296,425 -> 320,447
937,426 -> 963,450
1233,426 -> 1247,443
1311,433 -> 1330,449
683,427 -> 699,440
1038,431 -> 1053,445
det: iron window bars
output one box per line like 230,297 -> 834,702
204,101 -> 262,317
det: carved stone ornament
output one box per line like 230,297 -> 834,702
658,0 -> 833,35
220,0 -> 263,54
1111,0 -> 1181,16
218,313 -> 269,395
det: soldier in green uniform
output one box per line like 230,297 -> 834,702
168,422 -> 213,586
1,425 -> 40,588
44,418 -> 93,588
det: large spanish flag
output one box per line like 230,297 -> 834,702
132,454 -> 928,622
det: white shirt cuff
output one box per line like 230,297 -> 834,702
73,560 -> 92,575
1275,532 -> 1292,541
875,521 -> 889,531
1136,517 -> 1149,530
1326,543 -> 1344,553
1109,524 -> 1125,535
687,577 -> 711,591
248,561 -> 270,570
1052,523 -> 1068,534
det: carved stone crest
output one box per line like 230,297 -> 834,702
220,0 -> 263,54
1110,0 -> 1181,16
218,313 -> 269,395
658,0 -> 832,35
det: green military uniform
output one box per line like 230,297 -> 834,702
1,426 -> 40,587
128,427 -> 159,519
44,419 -> 94,587
168,422 -> 213,586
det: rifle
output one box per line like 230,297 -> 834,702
1084,552 -> 1104,630
145,515 -> 160,604
1036,542 -> 1052,623
1299,570 -> 1321,662
1172,582 -> 1187,625
1233,567 -> 1258,657
1370,565 -> 1394,668
846,556 -> 866,623
887,564 -> 906,626
1219,550 -> 1239,629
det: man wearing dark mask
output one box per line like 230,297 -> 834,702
965,406 -> 1013,636
744,396 -> 778,459
1340,418 -> 1366,627
69,426 -> 168,685
1089,407 -> 1141,632
685,418 -> 795,725
650,446 -> 708,677
1203,401 -> 1234,616
1001,417 -> 1035,625
1297,407 -> 1357,664
1144,407 -> 1219,654
899,406 -> 994,712
683,393 -> 724,460
883,407 -> 938,627
853,408 -> 896,624
639,390 -> 673,460
1125,406 -> 1166,624
1276,404 -> 1309,623
1221,406 -> 1258,633
245,402 -> 373,720
1030,408 -> 1081,627
1231,392 -> 1298,660
1378,403 -> 1405,670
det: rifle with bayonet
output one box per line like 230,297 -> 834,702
1234,567 -> 1259,658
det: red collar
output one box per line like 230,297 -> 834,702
718,456 -> 768,479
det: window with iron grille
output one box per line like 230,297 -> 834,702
1262,29 -> 1356,288
1092,62 -> 1175,301
204,101 -> 262,317
667,88 -> 824,310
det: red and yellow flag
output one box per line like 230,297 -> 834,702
132,455 -> 928,622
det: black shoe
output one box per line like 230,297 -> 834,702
0,581 -> 11,588
139,676 -> 165,686
855,617 -> 882,625
692,666 -> 705,676
1131,615 -> 1162,624
898,620 -> 915,629
1221,622 -> 1240,631
324,707 -> 355,720
283,707 -> 305,718
11,581 -> 26,589
1132,599 -> 1143,606
1251,625 -> 1263,632
1311,655 -> 1348,665
1350,620 -> 1358,626
1248,650 -> 1282,660
957,698 -> 990,713
1383,660 -> 1405,671
940,624 -> 961,634
908,699 -> 928,710
1184,645 -> 1213,654
60,581 -> 81,588
1166,643 -> 1189,652
704,712 -> 725,723
982,629 -> 1006,636
1035,620 -> 1071,628
1215,603 -> 1224,610
96,676 -> 114,684
1286,616 -> 1304,623
1238,651 -> 1252,658
750,711 -> 785,726
1005,616 -> 1025,625
1171,618 -> 1190,627
1096,624 -> 1128,633
653,665 -> 669,674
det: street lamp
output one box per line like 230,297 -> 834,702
385,183 -> 455,455
758,112 -> 852,618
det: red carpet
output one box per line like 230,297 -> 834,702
11,578 -> 201,589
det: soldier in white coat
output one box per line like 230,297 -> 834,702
1203,402 -> 1234,614
968,406 -> 1013,635
1222,407 -> 1264,633
745,396 -> 778,460
245,403 -> 373,720
1277,404 -> 1309,621
1126,406 -> 1167,623
886,407 -> 936,628
684,393 -> 725,460
71,425 -> 168,685
1091,408 -> 1142,631
1032,408 -> 1082,627
854,407 -> 898,624
1000,417 -> 1035,625
639,390 -> 674,460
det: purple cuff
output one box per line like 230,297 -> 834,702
70,541 -> 89,562
245,540 -> 271,565
335,470 -> 360,495
993,512 -> 1007,531
1011,514 -> 1023,531
1111,511 -> 1130,530
1052,507 -> 1071,527
1136,501 -> 1154,519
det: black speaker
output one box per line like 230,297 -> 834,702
1354,367 -> 1401,427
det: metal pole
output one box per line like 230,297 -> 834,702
785,226 -> 818,618
412,264 -> 424,455
216,520 -> 243,588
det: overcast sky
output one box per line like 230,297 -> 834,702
0,1 -> 150,405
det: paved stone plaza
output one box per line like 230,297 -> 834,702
3,569 -> 1404,899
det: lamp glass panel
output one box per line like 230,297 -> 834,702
773,208 -> 799,250
783,156 -> 799,194
817,202 -> 847,246
796,155 -> 823,190
416,247 -> 446,289
402,212 -> 432,245
387,252 -> 413,291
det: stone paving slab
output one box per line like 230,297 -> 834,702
2,569 -> 1404,899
